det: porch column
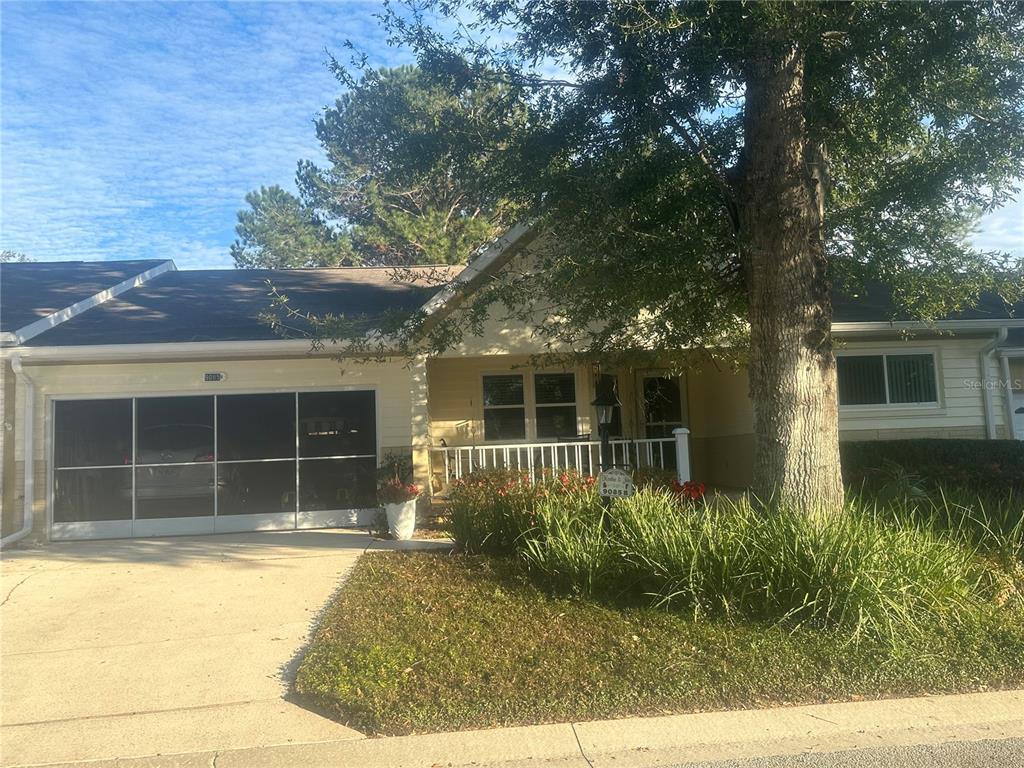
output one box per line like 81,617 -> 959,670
673,427 -> 691,483
409,354 -> 431,508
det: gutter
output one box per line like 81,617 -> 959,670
998,352 -> 1017,439
979,328 -> 1008,440
11,338 -> 325,363
1,356 -> 35,548
833,319 -> 1024,335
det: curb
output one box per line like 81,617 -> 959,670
18,689 -> 1024,768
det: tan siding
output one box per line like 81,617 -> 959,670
1,358 -> 19,536
686,364 -> 755,488
427,356 -> 593,445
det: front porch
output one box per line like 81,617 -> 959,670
430,436 -> 680,493
421,354 -> 756,498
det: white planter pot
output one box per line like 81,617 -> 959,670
384,499 -> 417,540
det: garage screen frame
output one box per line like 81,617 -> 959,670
48,387 -> 381,540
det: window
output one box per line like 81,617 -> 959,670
482,375 -> 526,441
837,353 -> 938,407
535,373 -> 578,439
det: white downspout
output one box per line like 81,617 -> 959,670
979,328 -> 1008,440
999,352 -> 1016,439
1,356 -> 35,548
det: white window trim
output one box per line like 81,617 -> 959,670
479,370 -> 581,443
835,348 -> 942,412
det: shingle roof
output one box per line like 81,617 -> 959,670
832,281 -> 1023,324
25,266 -> 459,346
0,260 -> 169,333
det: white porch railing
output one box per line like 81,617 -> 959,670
430,437 -> 678,491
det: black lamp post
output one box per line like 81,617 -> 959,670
590,388 -> 620,474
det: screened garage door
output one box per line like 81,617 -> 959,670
51,390 -> 377,540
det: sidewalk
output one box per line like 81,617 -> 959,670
22,689 -> 1024,768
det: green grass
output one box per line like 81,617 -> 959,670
294,552 -> 1024,735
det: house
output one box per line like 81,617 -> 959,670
2,230 -> 1022,544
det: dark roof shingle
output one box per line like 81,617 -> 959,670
0,260 -> 169,333
25,266 -> 457,346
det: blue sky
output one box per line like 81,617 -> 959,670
1,1 -> 1021,269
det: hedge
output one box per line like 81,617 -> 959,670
841,439 -> 1024,491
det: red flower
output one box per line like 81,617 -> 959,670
672,480 -> 706,500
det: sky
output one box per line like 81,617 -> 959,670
1,1 -> 1021,270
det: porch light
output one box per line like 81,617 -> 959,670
590,390 -> 620,427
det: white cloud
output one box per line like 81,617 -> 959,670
0,0 -> 411,268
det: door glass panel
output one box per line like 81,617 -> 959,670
643,377 -> 682,436
299,457 -> 376,510
595,374 -> 623,437
137,396 -> 214,464
218,393 -> 295,461
53,468 -> 132,523
218,461 -> 296,516
135,465 -> 215,518
298,391 -> 376,457
54,399 -> 132,468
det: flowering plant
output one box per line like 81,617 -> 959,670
672,479 -> 706,501
377,452 -> 420,504
378,478 -> 421,504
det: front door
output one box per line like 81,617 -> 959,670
641,375 -> 685,470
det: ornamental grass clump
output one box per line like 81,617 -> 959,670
612,490 -> 1003,645
520,492 -> 615,595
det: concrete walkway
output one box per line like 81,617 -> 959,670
10,689 -> 1024,768
0,530 -> 447,767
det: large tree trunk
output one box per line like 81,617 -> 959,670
738,45 -> 844,519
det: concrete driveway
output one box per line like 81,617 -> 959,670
0,530 -> 407,767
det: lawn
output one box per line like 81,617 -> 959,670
293,551 -> 1024,736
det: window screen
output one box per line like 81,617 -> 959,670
218,393 -> 295,460
886,355 -> 937,404
54,399 -> 132,468
298,391 -> 376,457
136,396 -> 214,465
837,354 -> 938,406
837,356 -> 887,406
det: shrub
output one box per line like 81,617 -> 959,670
445,468 -> 597,555
841,439 -> 1024,492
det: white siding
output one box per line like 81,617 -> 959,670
836,337 -> 1007,437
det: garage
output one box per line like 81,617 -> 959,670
51,389 -> 378,540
